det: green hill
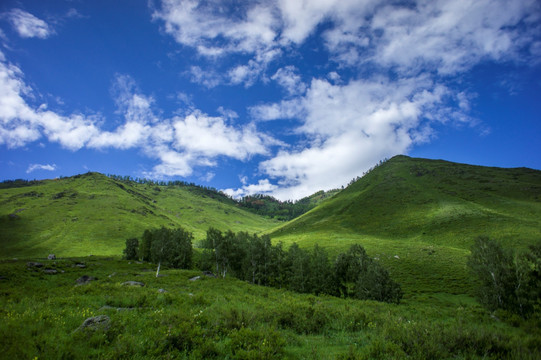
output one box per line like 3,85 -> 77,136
0,172 -> 278,258
272,155 -> 541,297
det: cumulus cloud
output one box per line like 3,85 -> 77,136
248,75 -> 458,199
0,52 -> 278,179
7,9 -> 52,39
223,179 -> 278,199
26,163 -> 56,173
156,0 -> 540,85
271,66 -> 306,96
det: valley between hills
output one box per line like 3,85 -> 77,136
1,155 -> 540,359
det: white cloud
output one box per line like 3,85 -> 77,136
271,66 -> 306,96
172,112 -> 270,160
0,53 -> 279,179
7,9 -> 52,39
26,163 -> 56,174
243,75 -> 472,200
222,179 -> 278,199
156,0 -> 540,84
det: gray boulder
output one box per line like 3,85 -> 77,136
78,315 -> 110,332
121,281 -> 145,287
27,262 -> 43,268
76,275 -> 97,285
48,254 -> 56,260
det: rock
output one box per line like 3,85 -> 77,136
121,281 -> 145,287
48,254 -> 56,260
108,272 -> 117,278
75,263 -> 86,268
189,276 -> 201,281
43,269 -> 58,275
98,305 -> 135,312
78,315 -> 110,332
76,275 -> 97,285
27,262 -> 43,268
202,271 -> 217,278
394,255 -> 400,259
158,288 -> 167,293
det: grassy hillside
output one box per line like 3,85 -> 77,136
271,155 -> 541,297
0,172 -> 278,258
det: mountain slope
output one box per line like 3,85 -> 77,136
271,156 -> 541,296
273,155 -> 541,247
0,172 -> 278,258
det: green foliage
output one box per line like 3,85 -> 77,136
122,238 -> 139,260
149,227 -> 193,270
335,245 -> 402,303
201,229 -> 401,303
468,236 -> 541,317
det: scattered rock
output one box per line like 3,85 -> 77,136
27,262 -> 44,268
98,305 -> 135,312
43,269 -> 58,275
48,254 -> 56,260
77,315 -> 110,332
189,276 -> 201,281
158,288 -> 167,293
76,275 -> 97,285
75,263 -> 86,269
108,272 -> 117,278
394,255 -> 400,259
121,281 -> 145,287
202,271 -> 217,278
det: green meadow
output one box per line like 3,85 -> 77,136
1,156 -> 541,358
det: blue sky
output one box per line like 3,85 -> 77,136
0,0 -> 540,200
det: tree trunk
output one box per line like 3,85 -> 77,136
156,261 -> 161,277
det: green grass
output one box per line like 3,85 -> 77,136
2,156 -> 541,358
0,173 -> 278,258
1,257 -> 539,359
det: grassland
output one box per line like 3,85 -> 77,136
0,172 -> 278,258
1,155 -> 541,358
1,257 -> 540,359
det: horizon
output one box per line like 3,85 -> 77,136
1,0 -> 540,201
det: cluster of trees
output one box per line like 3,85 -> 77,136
199,228 -> 403,303
123,226 -> 193,277
468,236 -> 541,318
124,227 -> 403,303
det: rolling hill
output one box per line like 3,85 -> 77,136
271,155 -> 541,297
0,172 -> 279,258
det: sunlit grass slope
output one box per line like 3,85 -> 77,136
271,155 -> 541,296
0,173 -> 278,258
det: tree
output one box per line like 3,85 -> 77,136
467,236 -> 516,312
468,237 -> 541,317
123,238 -> 139,260
334,244 -> 402,303
149,226 -> 193,277
139,229 -> 152,261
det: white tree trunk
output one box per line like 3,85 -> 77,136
156,261 -> 161,277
